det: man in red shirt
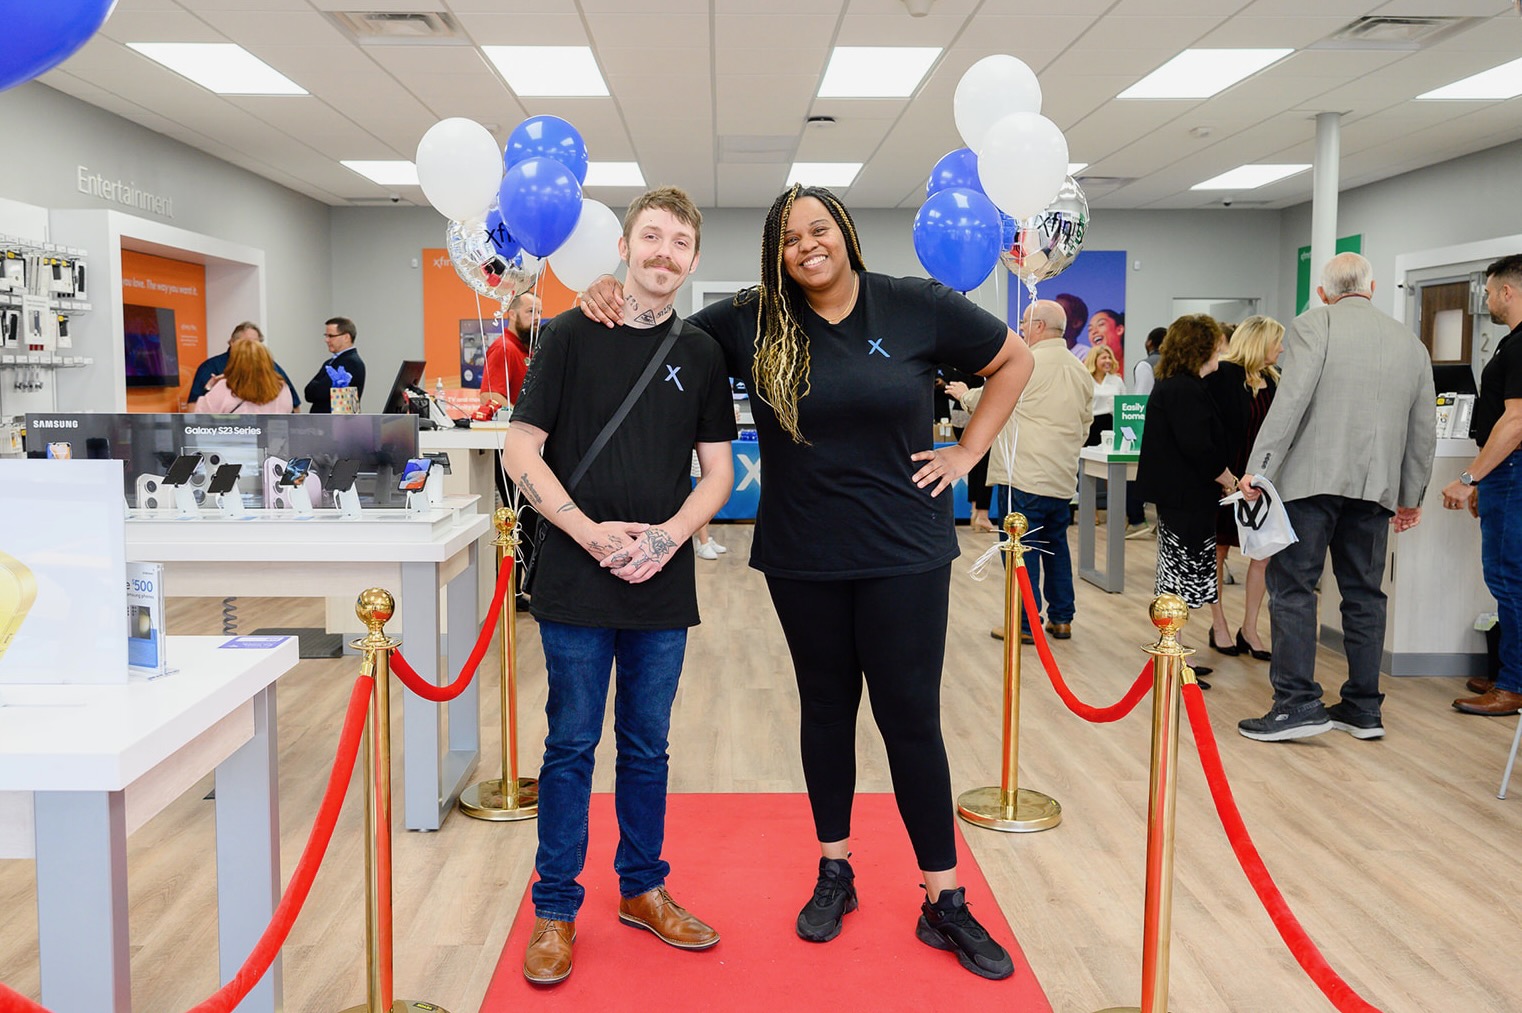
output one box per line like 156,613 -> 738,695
482,292 -> 541,406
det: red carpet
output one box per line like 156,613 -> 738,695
482,793 -> 1051,1011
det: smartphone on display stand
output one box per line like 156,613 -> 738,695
206,463 -> 243,496
397,457 -> 432,492
277,457 -> 313,487
326,459 -> 360,493
162,454 -> 203,487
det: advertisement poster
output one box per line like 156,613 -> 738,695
1296,235 -> 1363,314
420,249 -> 576,389
1011,249 -> 1127,372
120,250 -> 207,414
0,460 -> 128,685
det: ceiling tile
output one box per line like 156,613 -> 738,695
453,13 -> 589,45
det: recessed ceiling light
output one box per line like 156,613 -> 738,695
1068,162 -> 1089,175
126,43 -> 306,95
818,47 -> 941,98
1119,49 -> 1293,100
482,46 -> 609,97
786,162 -> 863,187
341,160 -> 419,186
584,162 -> 646,187
1191,164 -> 1310,190
1417,55 -> 1522,100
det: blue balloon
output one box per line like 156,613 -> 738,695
498,157 -> 584,258
925,147 -> 984,200
484,205 -> 523,262
504,115 -> 589,185
0,0 -> 116,92
913,187 -> 1002,292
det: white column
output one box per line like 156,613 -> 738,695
1309,112 -> 1342,299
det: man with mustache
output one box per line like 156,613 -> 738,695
503,186 -> 736,985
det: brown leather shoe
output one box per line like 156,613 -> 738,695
523,917 -> 575,984
1453,687 -> 1522,716
990,626 -> 1004,641
1046,622 -> 1072,639
1466,676 -> 1496,696
618,887 -> 719,950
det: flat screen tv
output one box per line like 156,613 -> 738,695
122,303 -> 181,388
383,359 -> 429,414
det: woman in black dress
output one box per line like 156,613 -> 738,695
1136,315 -> 1236,683
1205,315 -> 1283,660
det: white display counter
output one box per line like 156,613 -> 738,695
1320,438 -> 1495,677
0,635 -> 299,1013
1077,445 -> 1138,593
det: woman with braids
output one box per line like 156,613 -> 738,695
582,184 -> 1033,980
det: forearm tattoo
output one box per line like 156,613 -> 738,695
518,473 -> 543,507
555,501 -> 577,514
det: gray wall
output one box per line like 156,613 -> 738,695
0,82 -> 333,394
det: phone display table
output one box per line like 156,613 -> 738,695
0,636 -> 299,1013
125,501 -> 491,830
1077,446 -> 1138,593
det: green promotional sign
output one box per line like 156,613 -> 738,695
1112,395 -> 1147,461
1296,235 -> 1363,314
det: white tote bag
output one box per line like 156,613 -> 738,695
1221,477 -> 1299,560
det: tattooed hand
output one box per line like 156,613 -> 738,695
578,521 -> 649,562
601,526 -> 680,584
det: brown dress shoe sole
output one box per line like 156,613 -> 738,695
523,962 -> 572,986
1466,677 -> 1495,696
618,912 -> 720,950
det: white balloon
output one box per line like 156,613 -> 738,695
954,55 -> 1042,152
415,118 -> 502,222
977,112 -> 1069,222
547,199 -> 624,292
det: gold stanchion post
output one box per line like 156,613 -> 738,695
459,507 -> 539,821
340,589 -> 450,1013
1097,593 -> 1191,1013
957,512 -> 1062,832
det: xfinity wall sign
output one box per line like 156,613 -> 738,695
76,165 -> 175,218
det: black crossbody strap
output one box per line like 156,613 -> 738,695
563,318 -> 686,494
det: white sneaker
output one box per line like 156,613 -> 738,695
705,537 -> 727,555
695,540 -> 719,560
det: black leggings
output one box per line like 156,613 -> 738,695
766,564 -> 956,872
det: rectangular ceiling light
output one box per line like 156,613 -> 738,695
1418,55 -> 1522,100
584,162 -> 646,187
1191,164 -> 1311,190
482,46 -> 608,97
341,160 -> 419,186
786,162 -> 863,187
818,47 -> 941,98
1067,162 -> 1089,175
1119,49 -> 1293,99
127,43 -> 306,95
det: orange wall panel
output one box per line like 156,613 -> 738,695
120,251 -> 207,413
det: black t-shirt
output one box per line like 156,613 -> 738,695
511,310 -> 736,629
691,271 -> 1008,580
1474,322 -> 1522,446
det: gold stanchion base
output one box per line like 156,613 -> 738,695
956,786 -> 1062,833
1094,1007 -> 1173,1012
458,777 -> 540,821
338,1002 -> 450,1013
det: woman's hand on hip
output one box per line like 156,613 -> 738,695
910,443 -> 975,498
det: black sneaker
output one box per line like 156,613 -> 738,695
796,857 -> 857,942
1237,701 -> 1333,742
915,886 -> 1014,980
1326,701 -> 1384,740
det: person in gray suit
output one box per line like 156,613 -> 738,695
1236,252 -> 1437,742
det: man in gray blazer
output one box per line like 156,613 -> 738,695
1236,252 -> 1436,742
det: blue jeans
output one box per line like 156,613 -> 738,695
1480,452 -> 1522,694
532,621 -> 688,922
1266,496 -> 1390,713
991,485 -> 1075,631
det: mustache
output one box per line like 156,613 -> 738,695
643,257 -> 681,272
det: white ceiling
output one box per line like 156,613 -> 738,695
35,0 -> 1522,211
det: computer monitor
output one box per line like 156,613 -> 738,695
1433,362 -> 1478,397
382,360 -> 428,414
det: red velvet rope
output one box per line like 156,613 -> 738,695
1180,683 -> 1383,1013
390,556 -> 513,702
0,675 -> 375,1013
1017,566 -> 1152,722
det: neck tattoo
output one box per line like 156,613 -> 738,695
625,295 -> 674,329
812,272 -> 859,325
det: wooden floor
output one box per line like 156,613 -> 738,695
2,523 -> 1518,1012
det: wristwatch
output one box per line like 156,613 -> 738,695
1460,471 -> 1478,487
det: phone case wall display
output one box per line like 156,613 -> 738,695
24,412 -> 420,510
0,459 -> 128,684
0,237 -> 93,416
